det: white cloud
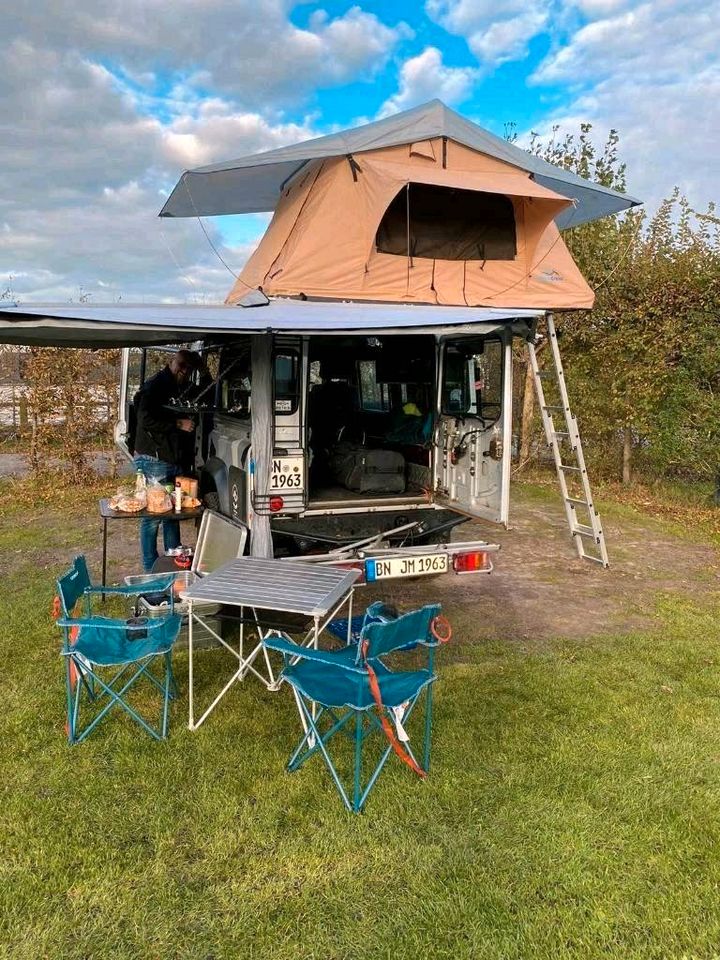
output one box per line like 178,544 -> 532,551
426,0 -> 550,66
0,2 -> 408,301
7,1 -> 406,105
378,47 -> 478,117
529,0 -> 720,212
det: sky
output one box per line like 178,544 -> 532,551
1,0 -> 718,304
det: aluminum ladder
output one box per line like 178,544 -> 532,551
527,314 -> 609,567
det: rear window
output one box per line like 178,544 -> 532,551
273,351 -> 300,414
376,183 -> 517,261
441,337 -> 503,421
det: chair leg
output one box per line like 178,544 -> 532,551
353,711 -> 364,813
167,652 -> 178,700
424,682 -> 433,774
68,655 -> 175,743
161,653 -> 172,739
64,657 -> 76,743
296,698 -> 354,813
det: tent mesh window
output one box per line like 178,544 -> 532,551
376,184 -> 517,261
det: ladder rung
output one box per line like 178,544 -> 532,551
572,524 -> 599,539
536,370 -> 556,379
543,404 -> 568,412
566,497 -> 590,507
559,464 -> 582,472
580,553 -> 607,566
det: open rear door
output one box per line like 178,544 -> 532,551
433,332 -> 513,524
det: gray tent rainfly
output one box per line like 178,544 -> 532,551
0,300 -> 544,348
160,99 -> 641,228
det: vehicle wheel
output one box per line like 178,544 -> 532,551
204,491 -> 220,512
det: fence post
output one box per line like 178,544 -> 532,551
19,394 -> 28,432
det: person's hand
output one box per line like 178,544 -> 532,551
177,418 -> 195,432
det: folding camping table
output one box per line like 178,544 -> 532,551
182,557 -> 360,731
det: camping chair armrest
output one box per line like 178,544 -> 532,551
85,576 -> 175,597
57,615 -> 175,631
263,634 -> 366,673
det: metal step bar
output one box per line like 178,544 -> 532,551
527,314 -> 609,568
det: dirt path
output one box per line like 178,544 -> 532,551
371,487 -> 720,645
5,484 -> 718,646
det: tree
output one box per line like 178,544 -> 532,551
516,124 -> 720,484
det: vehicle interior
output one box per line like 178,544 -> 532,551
306,334 -> 437,504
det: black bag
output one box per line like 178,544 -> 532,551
329,442 -> 406,494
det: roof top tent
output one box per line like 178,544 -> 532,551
0,100 -> 640,571
161,98 -> 640,311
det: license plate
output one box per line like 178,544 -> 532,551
366,553 -> 449,581
270,456 -> 304,491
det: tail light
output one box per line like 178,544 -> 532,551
268,496 -> 284,513
452,551 -> 489,573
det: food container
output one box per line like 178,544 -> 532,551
146,484 -> 172,514
177,476 -> 199,498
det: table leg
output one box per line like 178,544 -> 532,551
346,589 -> 354,645
310,615 -> 320,730
188,599 -> 194,730
240,605 -> 244,665
101,518 -> 108,601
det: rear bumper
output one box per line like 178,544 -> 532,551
283,540 -> 498,585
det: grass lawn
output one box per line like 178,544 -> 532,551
2,484 -> 720,959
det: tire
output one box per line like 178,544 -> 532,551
204,491 -> 220,512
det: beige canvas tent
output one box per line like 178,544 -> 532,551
226,139 -> 594,309
158,100 -> 639,311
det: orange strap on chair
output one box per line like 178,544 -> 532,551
361,639 -> 427,780
431,615 -> 452,643
53,595 -> 80,689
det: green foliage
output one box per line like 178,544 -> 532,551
22,347 -> 121,480
527,126 -> 720,482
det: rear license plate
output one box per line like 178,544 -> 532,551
270,456 -> 304,491
366,553 -> 449,581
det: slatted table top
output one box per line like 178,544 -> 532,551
182,557 -> 360,617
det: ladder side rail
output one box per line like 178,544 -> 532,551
527,337 -> 584,560
536,315 -> 609,567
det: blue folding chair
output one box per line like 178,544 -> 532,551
264,603 -> 451,813
55,556 -> 182,743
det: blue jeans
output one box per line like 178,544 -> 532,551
134,455 -> 181,571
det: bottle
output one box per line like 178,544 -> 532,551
135,468 -> 146,496
174,479 -> 183,513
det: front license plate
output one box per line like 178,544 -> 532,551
366,553 -> 449,581
270,456 -> 304,491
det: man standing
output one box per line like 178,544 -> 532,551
133,350 -> 196,571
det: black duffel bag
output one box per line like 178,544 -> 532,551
329,441 -> 406,494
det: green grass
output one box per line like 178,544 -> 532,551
3,500 -> 720,958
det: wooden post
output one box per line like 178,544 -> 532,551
19,394 -> 28,433
622,425 -> 632,485
518,354 -> 536,466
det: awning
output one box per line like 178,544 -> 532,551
0,299 -> 544,348
160,99 -> 641,229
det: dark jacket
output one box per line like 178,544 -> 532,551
133,366 -> 182,465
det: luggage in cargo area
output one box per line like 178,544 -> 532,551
329,442 -> 406,494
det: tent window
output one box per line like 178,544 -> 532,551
376,183 -> 517,261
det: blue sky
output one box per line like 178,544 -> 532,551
1,0 -> 718,302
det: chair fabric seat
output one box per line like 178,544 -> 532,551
71,614 -> 181,666
285,653 -> 435,709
